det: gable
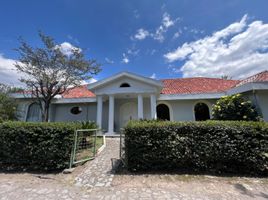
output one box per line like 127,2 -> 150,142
87,72 -> 163,95
91,76 -> 162,95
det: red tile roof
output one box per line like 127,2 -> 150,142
62,85 -> 95,98
235,70 -> 268,87
58,70 -> 268,98
160,78 -> 239,95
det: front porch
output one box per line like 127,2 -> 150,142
96,93 -> 158,134
87,72 -> 163,134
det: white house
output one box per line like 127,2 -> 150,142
14,71 -> 268,133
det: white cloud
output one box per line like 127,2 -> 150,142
121,53 -> 129,64
105,57 -> 114,64
134,28 -> 150,40
79,78 -> 97,85
0,54 -> 23,86
127,48 -> 139,56
162,12 -> 174,28
173,30 -> 181,39
150,49 -> 157,55
87,78 -> 97,84
55,42 -> 81,56
133,10 -> 140,19
132,12 -> 178,43
189,28 -> 205,35
150,73 -> 156,79
152,12 -> 176,42
164,14 -> 268,79
151,13 -> 180,42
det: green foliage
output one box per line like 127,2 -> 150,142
124,120 -> 268,175
0,122 -> 84,171
80,120 -> 98,129
15,32 -> 101,121
0,93 -> 17,122
0,83 -> 20,122
0,83 -> 23,94
212,94 -> 261,121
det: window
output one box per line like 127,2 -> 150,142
157,104 -> 170,121
70,106 -> 82,115
26,103 -> 42,122
120,83 -> 130,88
194,102 -> 210,121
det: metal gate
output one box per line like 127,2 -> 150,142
69,129 -> 99,168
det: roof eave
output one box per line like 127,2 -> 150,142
158,92 -> 225,100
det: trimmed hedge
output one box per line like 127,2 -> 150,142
124,120 -> 268,175
0,122 -> 83,171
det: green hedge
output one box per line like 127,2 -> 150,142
124,120 -> 268,175
0,122 -> 83,171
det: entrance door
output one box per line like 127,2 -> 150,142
119,102 -> 138,128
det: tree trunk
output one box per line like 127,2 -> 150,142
44,102 -> 50,122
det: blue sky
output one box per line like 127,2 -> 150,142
1,0 -> 268,85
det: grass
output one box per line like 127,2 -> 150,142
74,136 -> 104,162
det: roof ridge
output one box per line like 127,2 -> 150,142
161,77 -> 238,81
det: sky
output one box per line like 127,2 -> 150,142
0,0 -> 268,86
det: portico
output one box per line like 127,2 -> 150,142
88,72 -> 163,133
96,93 -> 157,133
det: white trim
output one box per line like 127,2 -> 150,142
150,94 -> 157,119
192,100 -> 212,121
88,71 -> 163,90
227,82 -> 268,95
158,93 -> 224,100
96,96 -> 103,129
10,93 -> 32,98
52,97 -> 97,104
108,95 -> 115,133
156,101 -> 174,121
138,94 -> 144,119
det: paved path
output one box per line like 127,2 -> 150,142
75,138 -> 120,188
0,138 -> 267,200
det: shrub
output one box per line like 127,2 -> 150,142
212,94 -> 261,121
80,120 -> 98,129
0,93 -> 17,121
0,122 -> 89,171
124,120 -> 268,176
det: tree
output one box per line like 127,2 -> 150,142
15,32 -> 101,122
0,84 -> 18,122
221,75 -> 232,80
0,83 -> 23,94
212,94 -> 261,121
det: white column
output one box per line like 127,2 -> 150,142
150,94 -> 157,119
108,95 -> 114,133
138,94 -> 144,119
96,96 -> 103,129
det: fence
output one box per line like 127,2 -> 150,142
69,129 -> 102,168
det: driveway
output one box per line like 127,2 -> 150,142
0,138 -> 267,200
